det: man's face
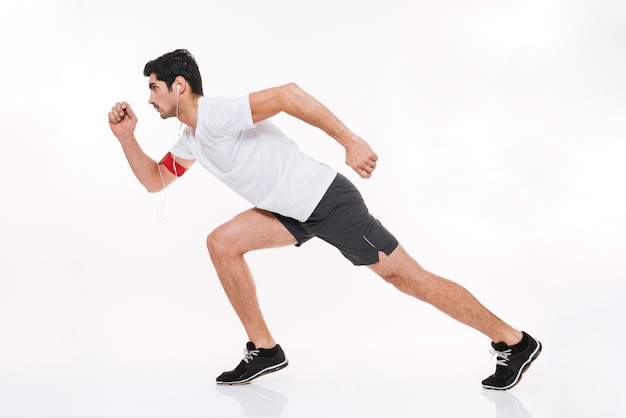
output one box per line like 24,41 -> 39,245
148,74 -> 176,119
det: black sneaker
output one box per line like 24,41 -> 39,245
216,342 -> 289,385
482,331 -> 542,390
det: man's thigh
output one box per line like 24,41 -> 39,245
212,208 -> 298,253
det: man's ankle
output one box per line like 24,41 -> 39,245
496,330 -> 524,347
250,339 -> 276,350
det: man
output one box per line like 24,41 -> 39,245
108,49 -> 541,389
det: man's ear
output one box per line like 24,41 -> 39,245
173,76 -> 186,94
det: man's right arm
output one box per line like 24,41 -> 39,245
108,101 -> 194,192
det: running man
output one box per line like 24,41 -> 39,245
108,49 -> 541,389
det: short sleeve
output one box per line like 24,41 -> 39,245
169,126 -> 196,159
202,95 -> 255,139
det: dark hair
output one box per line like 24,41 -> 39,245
143,49 -> 204,95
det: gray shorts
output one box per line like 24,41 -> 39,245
272,173 -> 399,266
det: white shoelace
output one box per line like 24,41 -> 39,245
243,347 -> 260,363
490,348 -> 512,366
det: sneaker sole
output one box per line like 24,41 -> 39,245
216,360 -> 289,386
482,341 -> 542,391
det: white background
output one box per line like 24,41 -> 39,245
0,1 -> 624,417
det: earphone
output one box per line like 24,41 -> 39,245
157,82 -> 184,224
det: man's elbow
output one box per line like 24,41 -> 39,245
281,82 -> 306,108
284,82 -> 303,98
144,181 -> 164,193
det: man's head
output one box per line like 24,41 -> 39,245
143,49 -> 203,95
144,49 -> 203,119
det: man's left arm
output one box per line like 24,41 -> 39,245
249,83 -> 378,178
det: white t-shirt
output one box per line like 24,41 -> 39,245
170,95 -> 337,222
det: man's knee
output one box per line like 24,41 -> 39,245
206,223 -> 241,257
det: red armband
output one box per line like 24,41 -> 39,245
159,153 -> 188,177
